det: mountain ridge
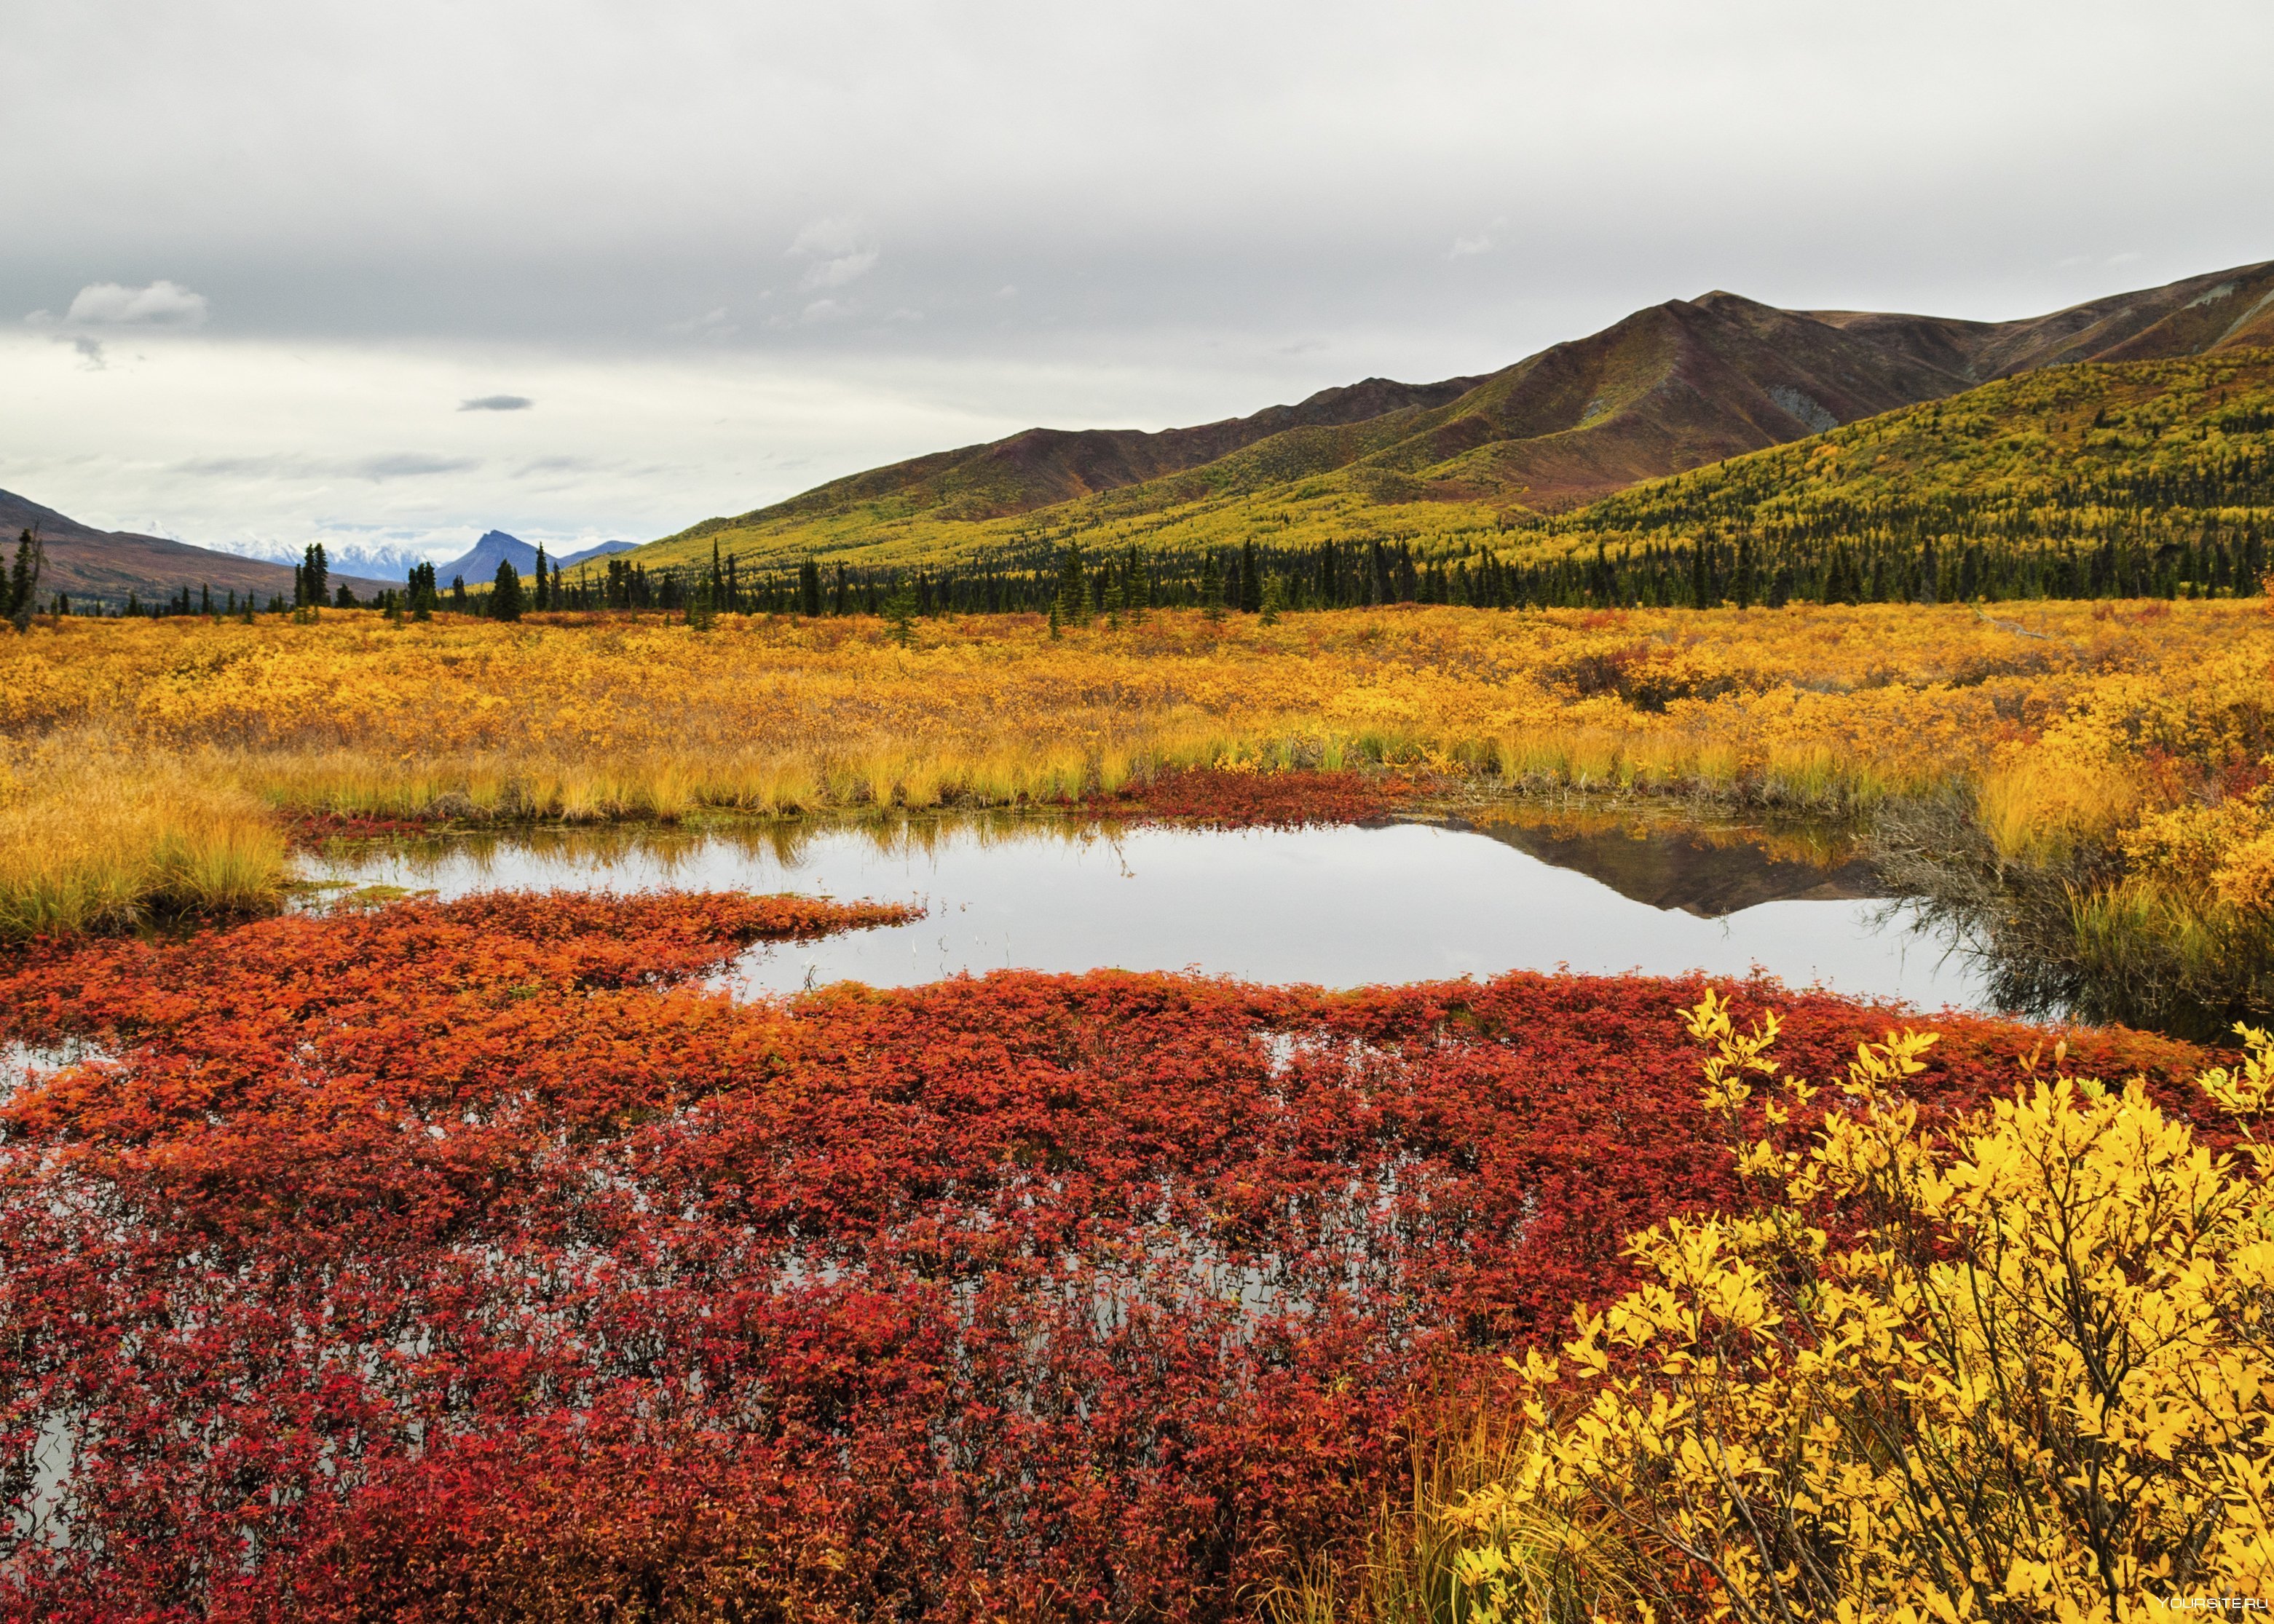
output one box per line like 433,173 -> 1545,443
639,258 -> 2274,572
429,531 -> 637,585
0,490 -> 396,607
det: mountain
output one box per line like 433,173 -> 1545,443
633,260 -> 2274,575
430,532 -> 638,585
431,530 -> 539,587
1546,346 -> 2274,558
742,374 -> 1490,527
556,539 -> 638,569
0,490 -> 395,607
207,539 -> 430,579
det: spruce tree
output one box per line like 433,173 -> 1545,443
883,579 -> 917,646
1054,545 -> 1086,625
491,561 -> 524,621
8,529 -> 43,633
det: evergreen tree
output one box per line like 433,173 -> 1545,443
883,579 -> 918,646
798,558 -> 824,617
683,572 -> 716,631
8,529 -> 44,633
294,543 -> 329,609
1054,545 -> 1086,625
451,575 -> 468,609
490,560 -> 524,621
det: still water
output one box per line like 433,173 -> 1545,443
302,815 -> 1991,1012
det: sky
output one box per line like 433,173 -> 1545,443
4,0 -> 2270,566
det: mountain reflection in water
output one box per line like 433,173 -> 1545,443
1466,818 -> 1883,919
299,811 -> 1983,1010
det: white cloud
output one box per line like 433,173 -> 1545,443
801,298 -> 849,323
1448,218 -> 1506,260
61,280 -> 211,327
787,218 -> 880,291
800,249 -> 878,290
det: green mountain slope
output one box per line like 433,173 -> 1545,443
1548,348 -> 2274,551
1510,348 -> 2274,608
626,260 -> 2274,577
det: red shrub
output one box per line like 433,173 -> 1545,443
1094,767 -> 1418,828
0,892 -> 2210,1620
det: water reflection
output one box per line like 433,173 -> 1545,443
300,812 -> 1988,1011
1469,817 -> 1880,917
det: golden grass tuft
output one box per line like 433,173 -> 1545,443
1978,753 -> 2144,864
0,732 -> 288,938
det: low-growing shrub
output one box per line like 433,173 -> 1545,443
0,893 -> 2207,1619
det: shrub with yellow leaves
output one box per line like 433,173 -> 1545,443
1442,992 -> 2274,1623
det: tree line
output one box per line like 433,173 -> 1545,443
33,514 -> 2271,630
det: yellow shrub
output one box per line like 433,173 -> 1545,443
1444,994 -> 2274,1621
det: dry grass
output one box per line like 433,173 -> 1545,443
1,598 -> 2267,939
0,732 -> 288,936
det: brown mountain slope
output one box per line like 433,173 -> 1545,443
671,258 -> 2274,543
1,490 -> 394,606
1809,260 -> 2274,378
1335,290 -> 1986,510
754,372 -> 1489,525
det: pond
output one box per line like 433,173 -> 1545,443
301,812 -> 1992,1012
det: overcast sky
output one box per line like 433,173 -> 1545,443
4,0 -> 2269,563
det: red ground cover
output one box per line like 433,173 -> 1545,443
0,892 -> 2211,1621
1093,767 -> 1421,828
286,811 -> 454,846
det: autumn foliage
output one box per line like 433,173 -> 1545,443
1445,998 -> 2274,1619
0,890 -> 2214,1620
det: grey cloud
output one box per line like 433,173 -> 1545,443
788,218 -> 880,293
350,453 -> 481,480
0,0 -> 2267,547
458,395 -> 533,411
172,451 -> 483,482
665,307 -> 738,338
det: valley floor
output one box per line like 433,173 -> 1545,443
4,598 -> 2272,1615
